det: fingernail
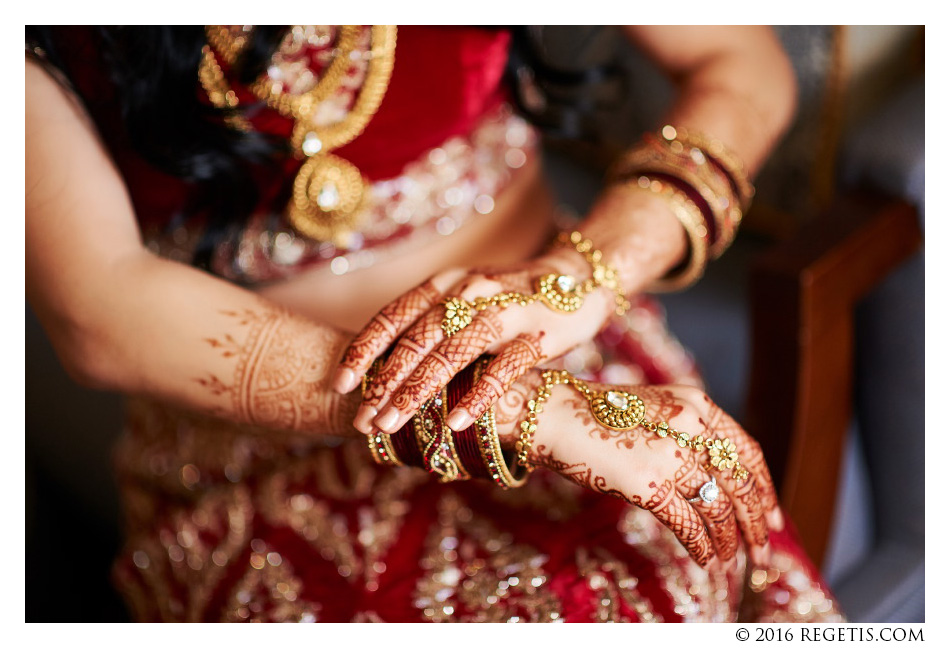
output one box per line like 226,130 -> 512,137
446,408 -> 474,431
374,407 -> 400,433
333,368 -> 358,394
353,404 -> 378,435
767,508 -> 785,531
751,546 -> 771,568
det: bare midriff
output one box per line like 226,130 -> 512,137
256,157 -> 556,333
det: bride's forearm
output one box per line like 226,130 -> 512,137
37,251 -> 360,439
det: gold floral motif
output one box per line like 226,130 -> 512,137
441,297 -> 474,337
708,438 -> 739,471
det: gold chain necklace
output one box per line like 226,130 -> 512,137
199,25 -> 398,245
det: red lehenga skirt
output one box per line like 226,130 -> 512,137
111,296 -> 844,622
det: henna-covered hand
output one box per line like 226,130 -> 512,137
333,255 -> 617,437
519,378 -> 781,568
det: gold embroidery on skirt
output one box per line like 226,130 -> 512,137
222,542 -> 321,622
118,485 -> 254,622
575,546 -> 661,622
413,491 -> 563,622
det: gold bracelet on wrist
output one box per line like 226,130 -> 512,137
525,369 -> 750,481
625,177 -> 709,293
554,230 -> 631,316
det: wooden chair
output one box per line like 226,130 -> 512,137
745,191 -> 923,566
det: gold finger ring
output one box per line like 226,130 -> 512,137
441,297 -> 474,337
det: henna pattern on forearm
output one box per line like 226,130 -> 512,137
198,303 -> 355,435
452,333 -> 545,423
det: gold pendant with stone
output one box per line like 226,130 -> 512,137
589,390 -> 646,430
288,153 -> 368,246
536,273 -> 585,312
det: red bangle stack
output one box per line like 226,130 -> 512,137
606,125 -> 754,291
364,355 -> 529,488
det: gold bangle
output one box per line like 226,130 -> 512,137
660,124 -> 755,212
656,125 -> 751,257
472,358 -> 529,488
554,231 -> 631,316
362,361 -> 404,466
625,177 -> 708,293
367,429 -> 403,466
610,143 -> 737,260
537,369 -> 750,481
413,386 -> 470,483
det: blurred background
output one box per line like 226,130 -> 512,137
26,25 -> 924,622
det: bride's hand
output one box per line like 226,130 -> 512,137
332,251 -> 618,436
508,376 -> 782,568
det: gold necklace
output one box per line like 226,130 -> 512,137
199,25 -> 398,245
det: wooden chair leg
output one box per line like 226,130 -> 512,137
744,192 -> 921,567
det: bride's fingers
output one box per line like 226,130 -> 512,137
716,469 -> 770,567
644,482 -> 717,567
733,434 -> 783,531
445,333 -> 545,431
679,469 -> 740,563
708,406 -> 783,532
372,311 -> 504,434
334,279 -> 444,394
353,309 -> 446,434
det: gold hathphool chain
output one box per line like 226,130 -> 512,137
441,231 -> 627,337
554,230 -> 631,316
516,370 -> 750,482
199,25 -> 398,246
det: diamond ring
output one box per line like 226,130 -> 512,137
688,477 -> 719,504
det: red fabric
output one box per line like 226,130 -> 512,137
336,26 -> 511,180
